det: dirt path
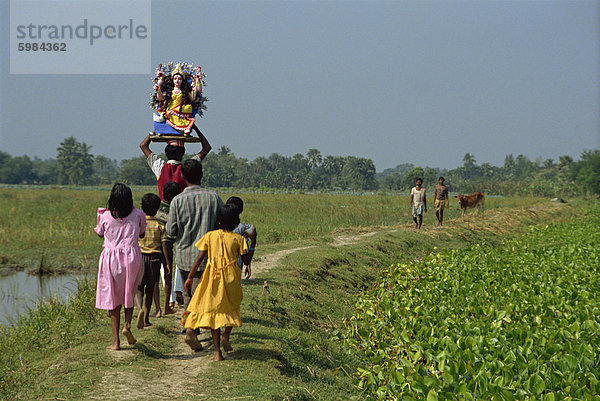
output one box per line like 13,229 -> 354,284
88,313 -> 213,400
89,246 -> 328,400
251,246 -> 314,275
88,229 -> 389,400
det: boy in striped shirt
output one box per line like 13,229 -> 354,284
137,193 -> 169,329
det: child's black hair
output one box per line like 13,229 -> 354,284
163,181 -> 182,202
165,145 -> 185,161
181,159 -> 203,185
216,204 -> 240,232
141,193 -> 161,216
226,196 -> 244,214
108,183 -> 134,219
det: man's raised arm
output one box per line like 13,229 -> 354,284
192,125 -> 212,160
140,133 -> 153,158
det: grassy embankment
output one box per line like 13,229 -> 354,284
0,186 -> 582,400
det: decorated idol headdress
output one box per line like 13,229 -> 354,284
155,62 -> 205,85
170,63 -> 185,78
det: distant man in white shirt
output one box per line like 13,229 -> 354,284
409,178 -> 427,229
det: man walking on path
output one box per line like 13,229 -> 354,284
165,159 -> 223,347
410,178 -> 427,229
433,177 -> 449,226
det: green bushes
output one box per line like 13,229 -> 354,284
346,208 -> 600,399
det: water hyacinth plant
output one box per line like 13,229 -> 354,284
346,209 -> 600,400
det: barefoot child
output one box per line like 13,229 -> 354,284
95,183 -> 146,350
155,181 -> 182,315
136,193 -> 168,328
183,204 -> 257,360
226,196 -> 257,279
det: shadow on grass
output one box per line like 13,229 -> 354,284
233,330 -> 278,346
233,346 -> 285,364
156,326 -> 181,336
230,331 -> 343,384
243,316 -> 279,328
136,336 -> 215,361
132,343 -> 168,359
168,348 -> 211,361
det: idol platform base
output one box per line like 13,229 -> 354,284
149,134 -> 201,143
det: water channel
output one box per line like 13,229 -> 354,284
0,271 -> 90,327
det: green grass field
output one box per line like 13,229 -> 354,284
0,186 -> 533,273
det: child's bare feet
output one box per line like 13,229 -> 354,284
221,336 -> 233,353
153,309 -> 162,318
144,321 -> 152,327
107,343 -> 120,351
136,310 -> 144,330
213,350 -> 224,361
122,328 -> 137,345
184,329 -> 203,352
164,307 -> 176,315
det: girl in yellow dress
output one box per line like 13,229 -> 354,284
183,204 -> 257,361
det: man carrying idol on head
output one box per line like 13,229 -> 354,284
140,61 -> 212,318
144,61 -> 211,194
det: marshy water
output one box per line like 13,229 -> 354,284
0,271 -> 90,326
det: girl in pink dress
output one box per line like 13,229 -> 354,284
95,183 -> 147,350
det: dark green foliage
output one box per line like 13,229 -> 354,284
117,155 -> 156,185
0,151 -> 57,184
576,150 -> 600,196
91,155 -> 119,185
1,138 -> 599,196
346,206 -> 600,399
31,157 -> 59,184
379,150 -> 600,196
202,150 -> 379,190
0,154 -> 36,184
56,137 -> 94,185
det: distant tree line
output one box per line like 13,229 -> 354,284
0,137 -> 598,196
379,151 -> 600,196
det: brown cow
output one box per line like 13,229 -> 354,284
455,192 -> 485,217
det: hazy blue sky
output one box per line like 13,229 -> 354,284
1,0 -> 598,171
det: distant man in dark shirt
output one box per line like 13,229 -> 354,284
433,176 -> 449,226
